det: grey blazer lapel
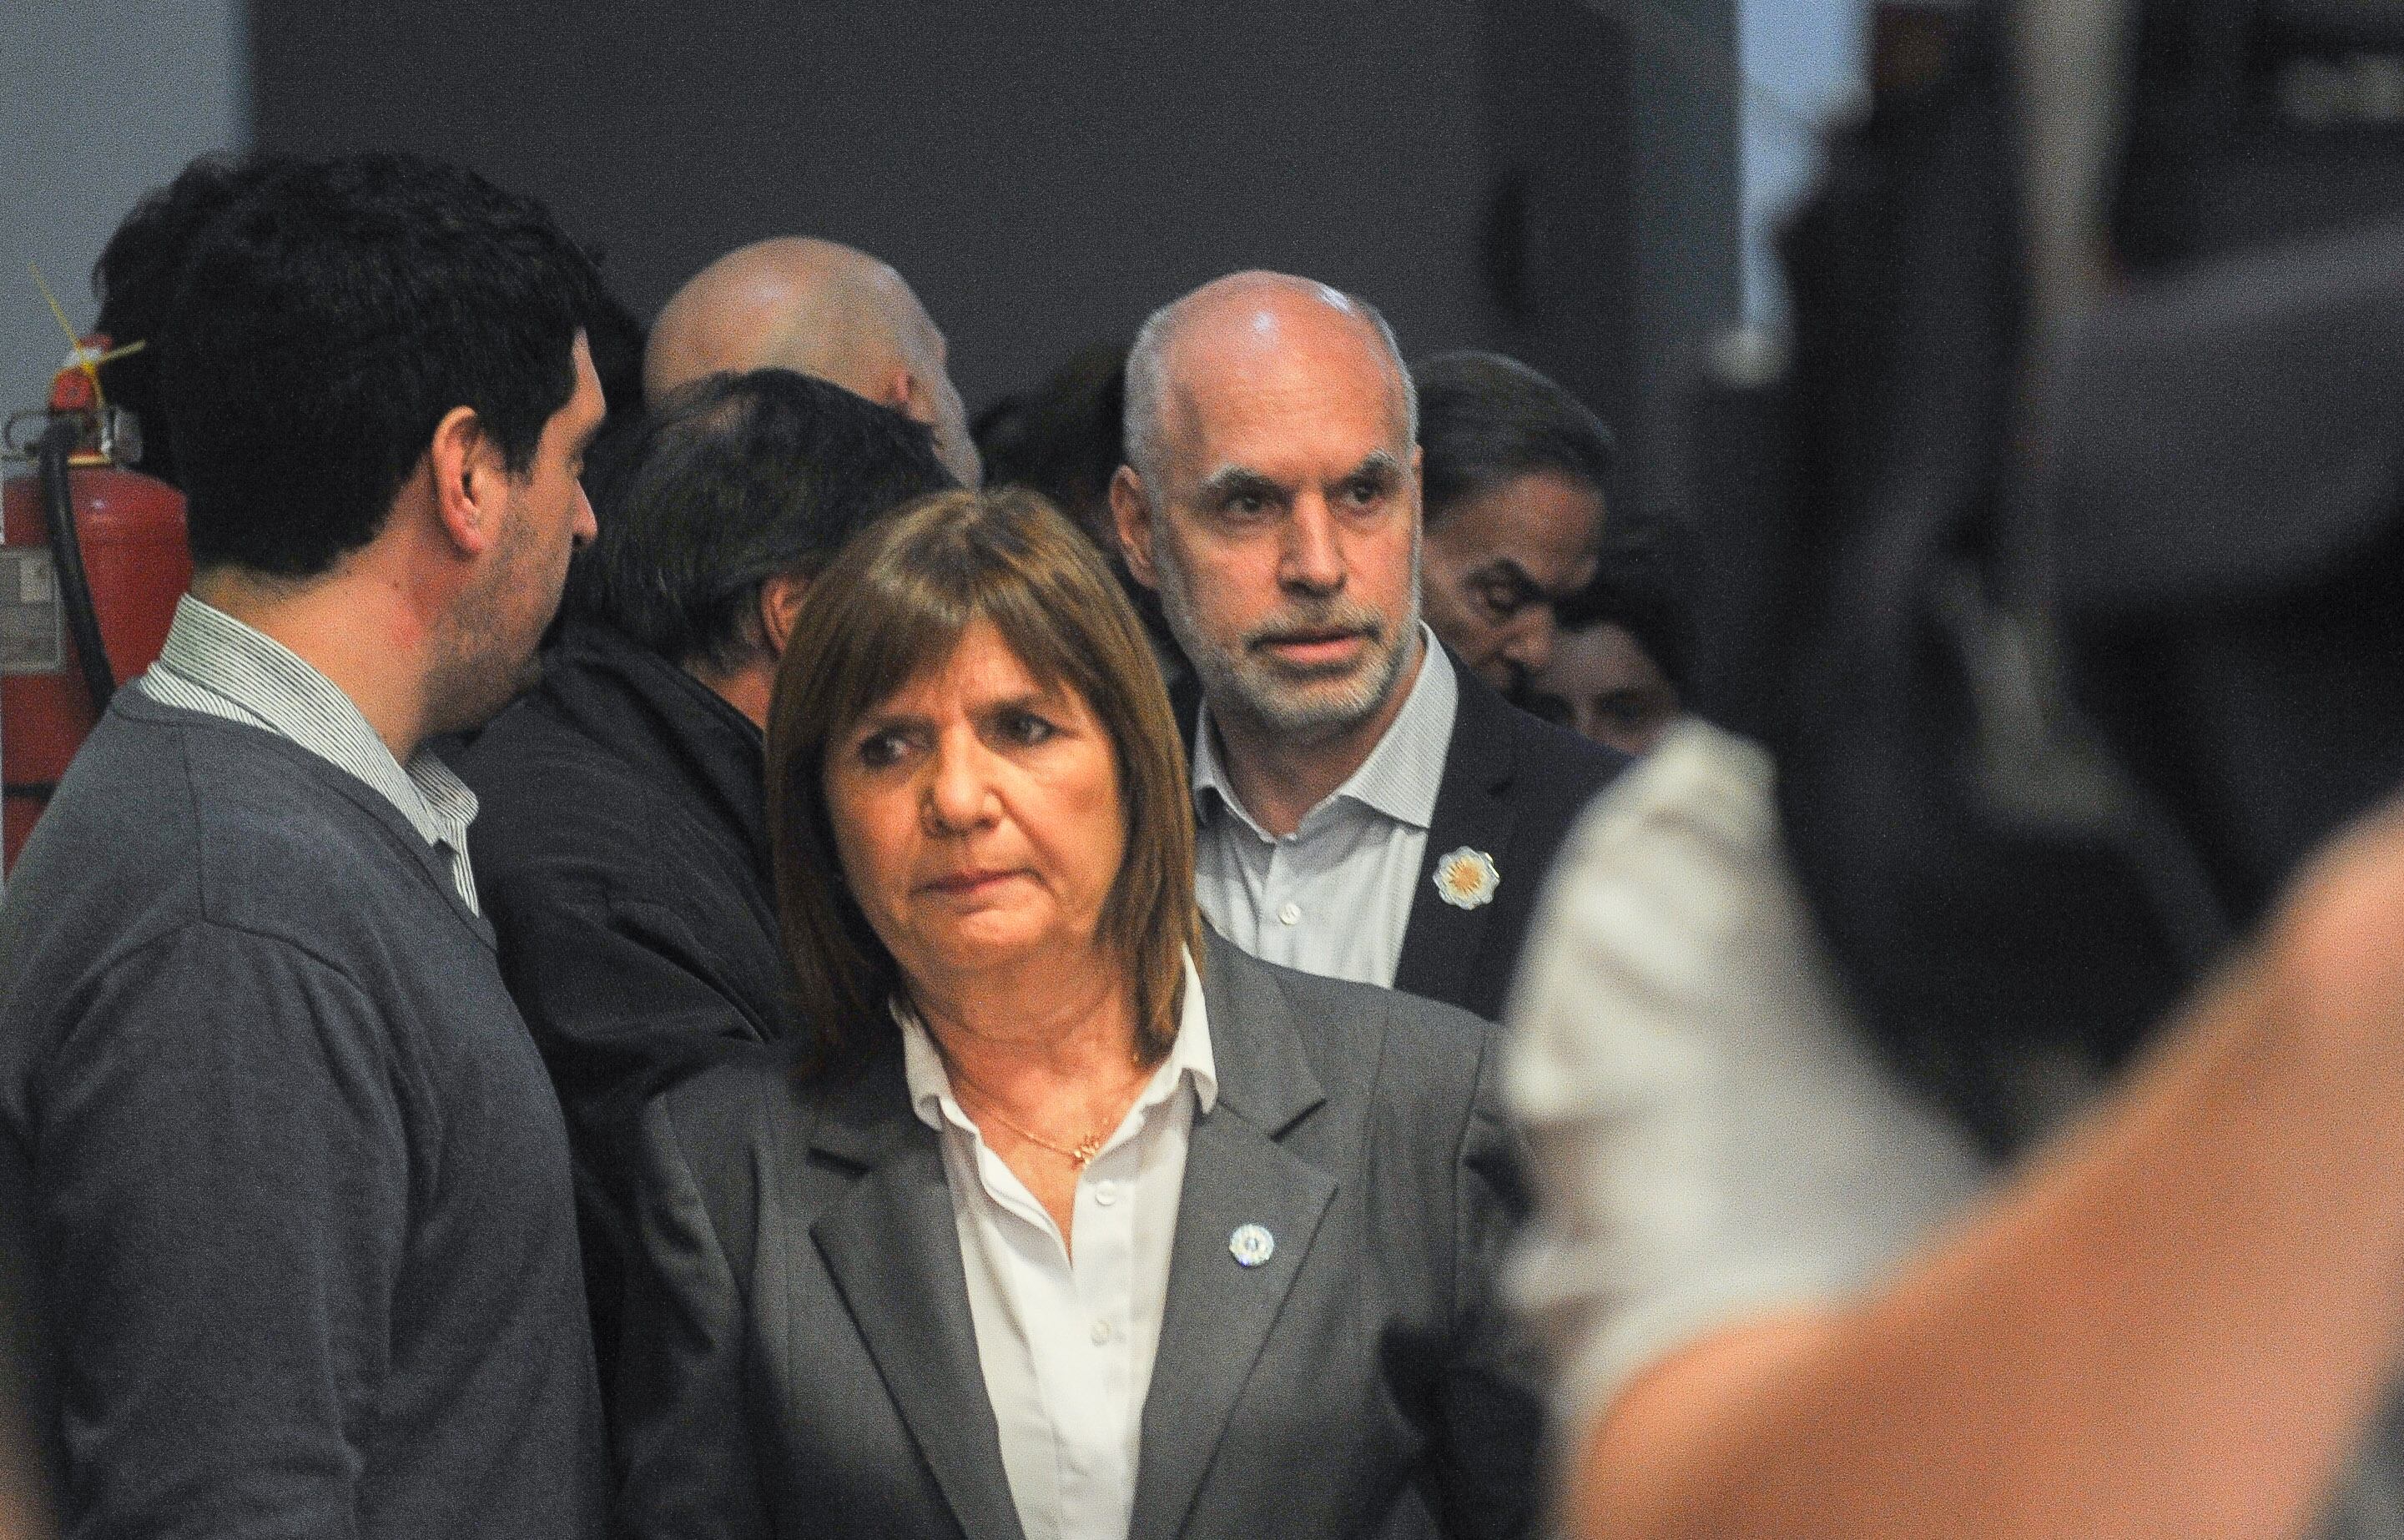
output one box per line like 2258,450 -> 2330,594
809,1061 -> 1028,1540
1129,939 -> 1338,1540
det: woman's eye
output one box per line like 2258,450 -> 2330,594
855,730 -> 908,768
1000,711 -> 1056,747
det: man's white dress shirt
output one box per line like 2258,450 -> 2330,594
1191,626 -> 1457,989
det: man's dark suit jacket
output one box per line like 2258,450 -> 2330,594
615,934 -> 1541,1539
457,622 -> 796,1394
1179,647 -> 1629,1023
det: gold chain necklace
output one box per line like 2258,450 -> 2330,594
942,1059 -> 1124,1170
961,1095 -> 1112,1169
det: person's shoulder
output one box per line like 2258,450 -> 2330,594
463,707 -> 680,903
13,701 -> 397,925
459,686 -> 650,819
1208,939 -> 1495,1114
1452,662 -> 1630,798
1,891 -> 400,1091
1430,668 -> 1630,912
1518,704 -> 1630,793
648,1039 -> 818,1160
458,657 -> 722,885
9,704 -> 204,891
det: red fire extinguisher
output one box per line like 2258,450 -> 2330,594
1,338 -> 193,871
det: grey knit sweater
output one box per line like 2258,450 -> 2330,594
0,692 -> 606,1539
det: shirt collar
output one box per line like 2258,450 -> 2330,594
144,593 -> 479,854
1191,622 -> 1456,836
898,949 -> 1219,1135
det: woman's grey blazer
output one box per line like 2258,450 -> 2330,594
612,930 -> 1543,1539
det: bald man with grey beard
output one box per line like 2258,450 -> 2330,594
647,236 -> 980,486
1110,269 -> 1625,1023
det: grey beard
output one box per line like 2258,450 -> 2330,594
1152,535 -> 1423,747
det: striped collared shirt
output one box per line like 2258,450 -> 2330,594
138,594 -> 484,914
1191,623 -> 1459,989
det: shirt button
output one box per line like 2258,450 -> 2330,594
1091,1319 -> 1113,1345
1278,901 -> 1302,926
1092,1180 -> 1118,1206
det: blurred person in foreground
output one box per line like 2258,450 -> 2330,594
1111,273 -> 1625,1021
0,153 -> 610,1537
613,487 -> 1540,1539
646,235 -> 981,486
1509,2 -> 2404,1537
459,368 -> 953,1396
1524,509 -> 1693,757
1413,351 -> 1617,702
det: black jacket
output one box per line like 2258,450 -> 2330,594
1180,647 -> 1628,1022
457,623 -> 798,1392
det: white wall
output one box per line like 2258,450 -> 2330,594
1,0 -> 249,427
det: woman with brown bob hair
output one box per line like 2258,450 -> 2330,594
769,484 -> 1197,1076
614,487 -> 1542,1540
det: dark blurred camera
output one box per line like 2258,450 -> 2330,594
1687,0 -> 2404,1150
2118,0 -> 2404,270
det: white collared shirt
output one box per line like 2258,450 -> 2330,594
136,594 -> 483,913
897,952 -> 1218,1540
1191,626 -> 1459,989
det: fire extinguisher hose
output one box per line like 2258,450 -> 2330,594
36,417 -> 118,715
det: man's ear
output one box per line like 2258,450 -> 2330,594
758,570 -> 811,659
884,365 -> 925,421
426,405 -> 507,556
1110,465 -> 1161,591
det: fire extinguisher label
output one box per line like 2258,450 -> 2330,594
0,547 -> 65,674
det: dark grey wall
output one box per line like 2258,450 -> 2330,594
249,0 -> 1737,485
251,1 -> 1500,412
1630,0 -> 1747,508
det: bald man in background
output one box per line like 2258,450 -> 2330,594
1111,269 -> 1625,1022
646,236 -> 980,486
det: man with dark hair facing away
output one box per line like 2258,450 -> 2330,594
88,151 -> 295,491
0,153 -> 612,1537
1414,350 -> 1619,702
458,368 -> 955,1392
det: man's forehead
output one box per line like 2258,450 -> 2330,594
1169,285 -> 1387,377
1167,387 -> 1406,486
1159,322 -> 1408,467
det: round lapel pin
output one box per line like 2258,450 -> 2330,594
1228,1223 -> 1275,1268
1434,847 -> 1499,910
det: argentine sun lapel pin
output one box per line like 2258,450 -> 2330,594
1434,848 -> 1500,910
